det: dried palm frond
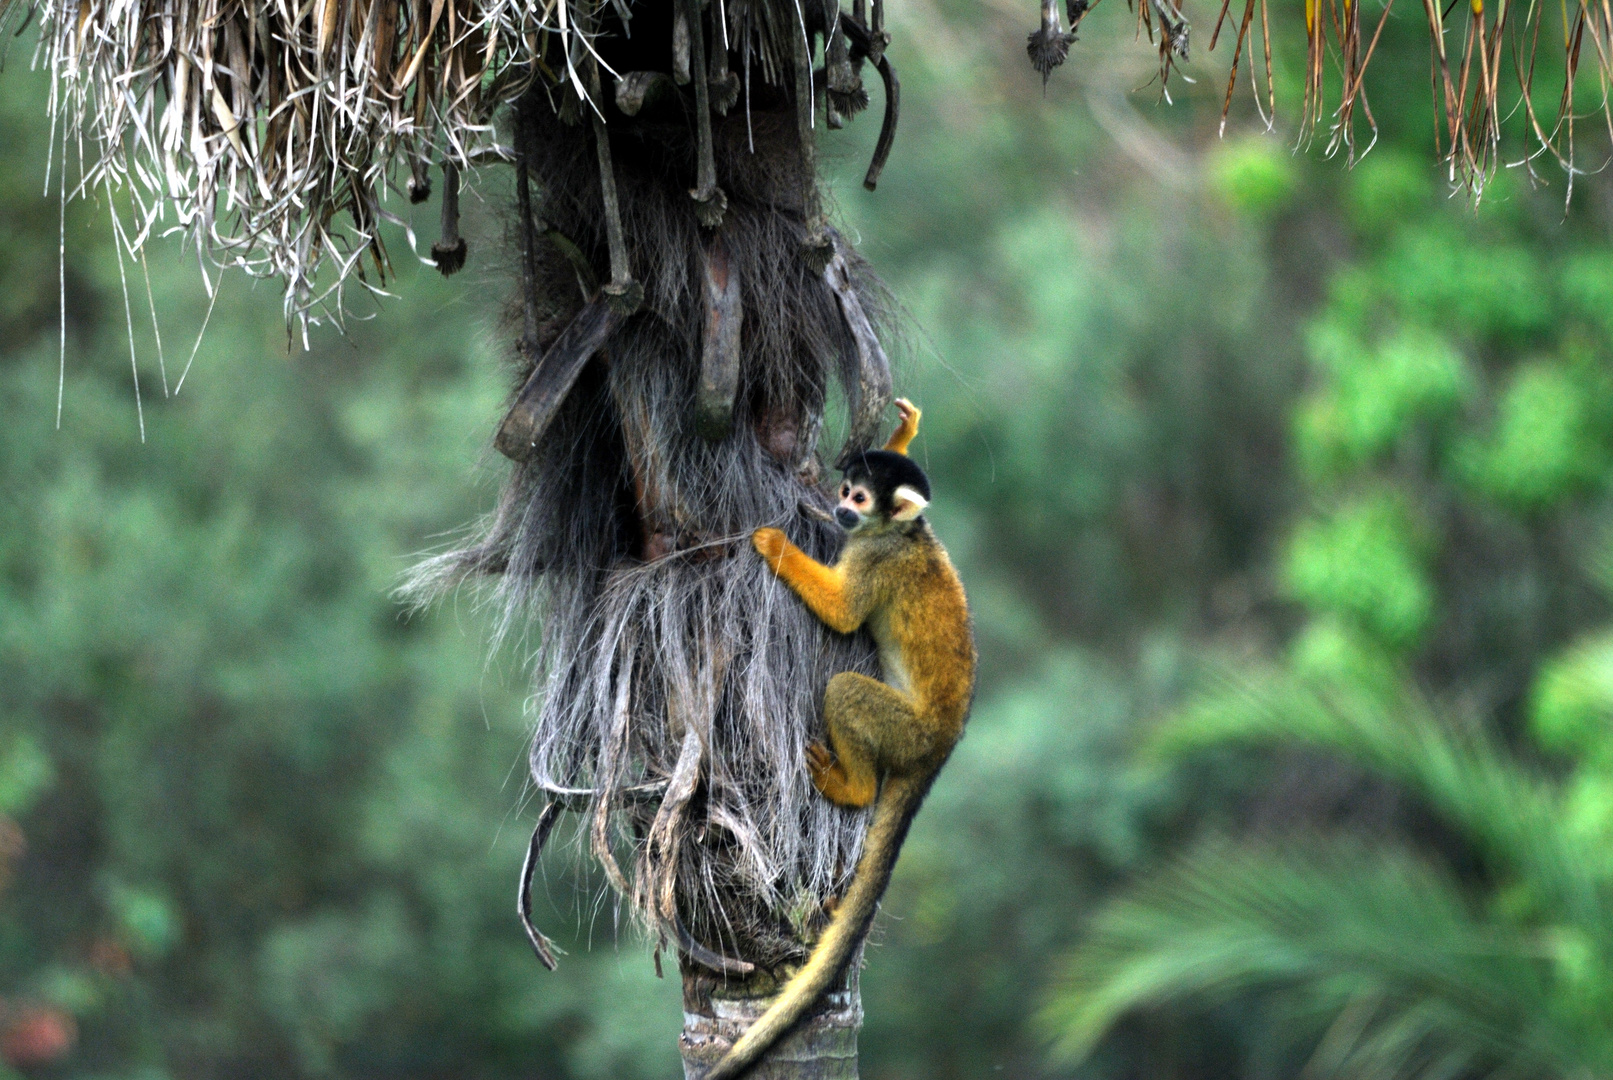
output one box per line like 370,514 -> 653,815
1202,0 -> 1276,132
7,0 -> 870,328
3,0 -> 817,330
9,0 -> 553,328
1037,0 -> 1613,198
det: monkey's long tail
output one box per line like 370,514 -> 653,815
701,774 -> 930,1080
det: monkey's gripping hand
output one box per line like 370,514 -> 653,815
752,527 -> 863,635
752,526 -> 790,567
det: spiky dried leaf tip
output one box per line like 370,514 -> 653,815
1028,0 -> 1076,82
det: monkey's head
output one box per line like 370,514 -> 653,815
836,451 -> 931,534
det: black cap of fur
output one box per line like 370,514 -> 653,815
843,450 -> 931,518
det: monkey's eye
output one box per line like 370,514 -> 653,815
852,492 -> 867,506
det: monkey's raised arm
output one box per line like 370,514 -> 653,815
752,528 -> 869,634
883,398 -> 921,455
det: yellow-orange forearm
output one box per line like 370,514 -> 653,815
753,528 -> 860,633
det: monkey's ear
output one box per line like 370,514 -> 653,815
891,485 -> 929,521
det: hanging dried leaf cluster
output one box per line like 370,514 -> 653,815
1034,0 -> 1613,195
1,0 -> 616,327
1275,0 -> 1613,191
3,0 -> 900,329
14,0 -> 1613,332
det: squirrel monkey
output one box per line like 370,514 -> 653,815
706,399 -> 975,1080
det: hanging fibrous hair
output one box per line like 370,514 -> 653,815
403,0 -> 905,958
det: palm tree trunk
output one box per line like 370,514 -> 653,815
679,963 -> 862,1079
423,5 -> 897,1076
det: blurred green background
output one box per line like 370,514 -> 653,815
6,0 -> 1613,1075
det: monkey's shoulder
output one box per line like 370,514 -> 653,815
842,526 -> 959,596
895,531 -> 965,602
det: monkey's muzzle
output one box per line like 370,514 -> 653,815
835,507 -> 862,531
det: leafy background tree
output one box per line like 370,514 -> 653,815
1040,70 -> 1613,1080
4,0 -> 1613,1075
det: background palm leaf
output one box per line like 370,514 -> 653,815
1160,672 -> 1612,931
1041,841 -> 1593,1078
1042,673 -> 1613,1079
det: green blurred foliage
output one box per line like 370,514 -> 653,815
1284,489 -> 1434,649
1295,327 -> 1471,481
1035,0 -> 1613,1066
1210,137 -> 1299,219
1532,631 -> 1613,761
1344,151 -> 1432,236
1453,358 -> 1613,509
0,61 -> 686,1080
1044,658 -> 1613,1078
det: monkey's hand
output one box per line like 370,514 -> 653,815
753,529 -> 859,632
752,527 -> 790,567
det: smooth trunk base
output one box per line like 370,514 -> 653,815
679,962 -> 861,1079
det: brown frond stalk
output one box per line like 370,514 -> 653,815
1216,0 -> 1258,135
1300,0 -> 1328,143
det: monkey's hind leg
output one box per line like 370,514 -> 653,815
808,672 -> 919,809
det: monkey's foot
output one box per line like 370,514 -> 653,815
805,741 -> 835,785
806,741 -> 847,799
806,743 -> 876,806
